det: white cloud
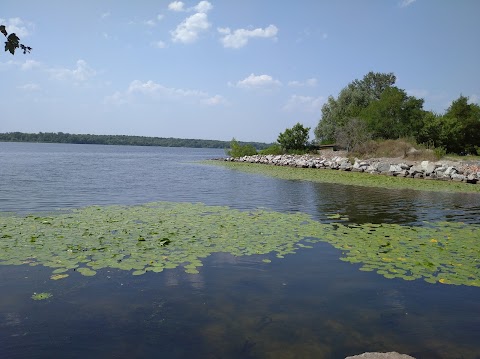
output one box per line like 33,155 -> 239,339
100,12 -> 110,19
0,60 -> 17,70
283,95 -> 325,113
21,59 -> 41,71
49,60 -> 96,82
288,78 -> 318,87
168,1 -> 185,11
399,0 -> 416,8
202,95 -> 227,106
105,80 -> 226,106
144,19 -> 156,27
235,73 -> 282,89
152,40 -> 167,49
194,1 -> 213,13
171,12 -> 210,43
0,17 -> 33,37
218,24 -> 278,49
17,83 -> 40,91
157,14 -> 165,21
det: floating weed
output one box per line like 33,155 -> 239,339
31,292 -> 52,301
0,202 -> 479,287
50,274 -> 69,280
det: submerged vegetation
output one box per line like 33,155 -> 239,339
209,161 -> 480,194
0,202 -> 478,287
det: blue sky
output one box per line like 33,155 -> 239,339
1,0 -> 479,143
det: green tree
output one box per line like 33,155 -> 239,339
277,123 -> 310,152
314,72 -> 396,143
226,138 -> 257,157
359,87 -> 425,140
1,25 -> 31,55
442,96 -> 480,154
417,96 -> 480,154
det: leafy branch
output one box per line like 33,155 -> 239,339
0,25 -> 32,55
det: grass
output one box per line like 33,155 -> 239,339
206,160 -> 480,194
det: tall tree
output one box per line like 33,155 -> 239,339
314,72 -> 396,143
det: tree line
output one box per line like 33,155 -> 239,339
314,72 -> 480,155
0,132 -> 270,150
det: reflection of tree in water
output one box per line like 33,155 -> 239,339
311,182 -> 423,225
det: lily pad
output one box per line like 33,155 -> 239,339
31,292 -> 52,300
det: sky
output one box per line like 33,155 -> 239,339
1,0 -> 479,143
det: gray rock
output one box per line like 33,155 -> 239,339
444,166 -> 457,176
451,173 -> 465,182
339,161 -> 352,171
377,162 -> 391,173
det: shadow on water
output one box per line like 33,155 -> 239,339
1,243 -> 479,359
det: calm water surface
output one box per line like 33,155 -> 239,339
0,142 -> 479,358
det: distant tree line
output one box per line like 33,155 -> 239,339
314,72 -> 480,155
0,132 -> 271,150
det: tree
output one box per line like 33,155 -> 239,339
277,123 -> 310,152
441,96 -> 480,154
417,96 -> 480,155
314,72 -> 396,143
1,25 -> 31,55
334,118 -> 372,153
226,138 -> 257,157
359,87 -> 425,140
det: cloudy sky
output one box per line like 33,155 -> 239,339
1,0 -> 479,142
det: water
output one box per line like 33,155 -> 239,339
1,142 -> 479,358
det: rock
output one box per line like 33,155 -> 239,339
345,352 -> 415,359
377,162 -> 391,173
444,166 -> 457,176
451,173 -> 465,182
339,161 -> 352,171
420,161 -> 438,175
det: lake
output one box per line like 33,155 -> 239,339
0,142 -> 479,359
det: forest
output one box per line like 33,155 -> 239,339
0,132 -> 270,150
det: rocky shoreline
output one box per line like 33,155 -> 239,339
222,154 -> 480,185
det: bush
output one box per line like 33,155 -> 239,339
259,144 -> 283,155
226,138 -> 257,158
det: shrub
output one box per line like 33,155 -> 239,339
226,138 -> 257,158
259,144 -> 283,155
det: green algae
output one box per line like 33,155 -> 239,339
206,161 -> 480,194
0,202 -> 479,287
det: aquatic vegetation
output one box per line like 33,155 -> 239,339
207,161 -> 480,194
31,292 -> 52,300
0,202 -> 479,287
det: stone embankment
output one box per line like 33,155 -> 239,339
224,154 -> 480,184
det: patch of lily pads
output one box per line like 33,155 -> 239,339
31,292 -> 52,301
0,202 -> 479,287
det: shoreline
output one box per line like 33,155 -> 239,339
221,153 -> 480,185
